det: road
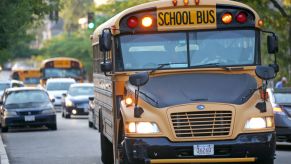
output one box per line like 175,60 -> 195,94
0,71 -> 291,164
1,114 -> 102,164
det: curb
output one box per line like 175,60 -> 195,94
0,134 -> 9,164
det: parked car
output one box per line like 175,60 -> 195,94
268,88 -> 291,142
0,80 -> 24,97
0,87 -> 57,132
46,78 -> 76,111
62,83 -> 94,119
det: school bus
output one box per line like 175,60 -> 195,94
40,57 -> 85,86
91,0 -> 279,163
22,69 -> 41,87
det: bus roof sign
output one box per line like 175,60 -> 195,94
157,7 -> 217,31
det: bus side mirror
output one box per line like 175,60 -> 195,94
255,66 -> 275,80
267,35 -> 278,54
89,97 -> 94,101
99,28 -> 112,52
129,72 -> 149,118
100,61 -> 113,72
129,72 -> 149,87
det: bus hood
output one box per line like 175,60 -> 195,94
128,73 -> 257,108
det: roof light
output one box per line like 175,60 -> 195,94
195,0 -> 200,5
172,0 -> 177,6
127,16 -> 138,28
258,19 -> 264,27
142,16 -> 153,27
184,0 -> 189,6
236,12 -> 248,23
222,13 -> 233,24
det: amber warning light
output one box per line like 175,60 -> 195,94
142,16 -> 153,27
222,13 -> 233,24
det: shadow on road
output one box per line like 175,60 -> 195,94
276,142 -> 291,151
4,127 -> 51,133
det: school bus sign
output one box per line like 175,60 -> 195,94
157,7 -> 216,30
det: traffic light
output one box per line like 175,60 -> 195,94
87,12 -> 95,29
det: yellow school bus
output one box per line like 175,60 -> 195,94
91,0 -> 279,164
22,69 -> 41,87
40,57 -> 85,85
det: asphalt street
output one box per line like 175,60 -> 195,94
1,113 -> 102,164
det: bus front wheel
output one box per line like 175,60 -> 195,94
100,132 -> 113,164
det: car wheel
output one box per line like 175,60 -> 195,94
1,126 -> 8,133
100,132 -> 114,164
65,113 -> 71,119
62,112 -> 65,118
89,121 -> 93,128
49,124 -> 57,130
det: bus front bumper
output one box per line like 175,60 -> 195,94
123,132 -> 275,163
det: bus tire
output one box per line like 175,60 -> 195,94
65,113 -> 71,119
100,132 -> 114,164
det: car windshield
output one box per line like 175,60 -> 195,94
117,30 -> 256,71
24,78 -> 40,84
44,68 -> 81,79
0,83 -> 10,91
5,90 -> 50,106
274,93 -> 291,104
46,82 -> 74,91
68,86 -> 94,96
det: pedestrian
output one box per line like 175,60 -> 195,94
275,77 -> 288,88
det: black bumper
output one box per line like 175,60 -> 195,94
4,114 -> 56,128
123,132 -> 275,163
64,106 -> 89,115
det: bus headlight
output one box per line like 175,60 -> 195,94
127,122 -> 160,134
244,117 -> 273,130
65,100 -> 74,107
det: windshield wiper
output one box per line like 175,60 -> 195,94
150,62 -> 187,74
191,63 -> 234,71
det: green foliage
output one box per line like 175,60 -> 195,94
60,0 -> 94,33
235,0 -> 291,81
41,30 -> 92,74
0,0 -> 60,64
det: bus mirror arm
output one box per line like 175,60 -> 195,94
134,87 -> 144,118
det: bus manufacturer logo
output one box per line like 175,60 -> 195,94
197,105 -> 205,110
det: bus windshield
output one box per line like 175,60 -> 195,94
44,68 -> 81,79
117,30 -> 256,71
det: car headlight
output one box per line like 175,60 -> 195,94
65,100 -> 74,107
244,117 -> 273,130
42,109 -> 55,114
4,111 -> 17,117
127,122 -> 160,134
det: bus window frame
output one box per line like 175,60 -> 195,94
114,28 -> 261,72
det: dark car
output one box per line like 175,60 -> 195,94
0,87 -> 57,132
268,88 -> 291,142
62,83 -> 94,119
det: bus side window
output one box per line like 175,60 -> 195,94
93,44 -> 105,74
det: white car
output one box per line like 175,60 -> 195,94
0,80 -> 24,97
45,78 -> 76,111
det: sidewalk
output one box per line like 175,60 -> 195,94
0,134 -> 9,164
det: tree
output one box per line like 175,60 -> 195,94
235,0 -> 291,80
59,0 -> 93,34
0,0 -> 60,64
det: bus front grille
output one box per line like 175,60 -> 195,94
171,111 -> 232,138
